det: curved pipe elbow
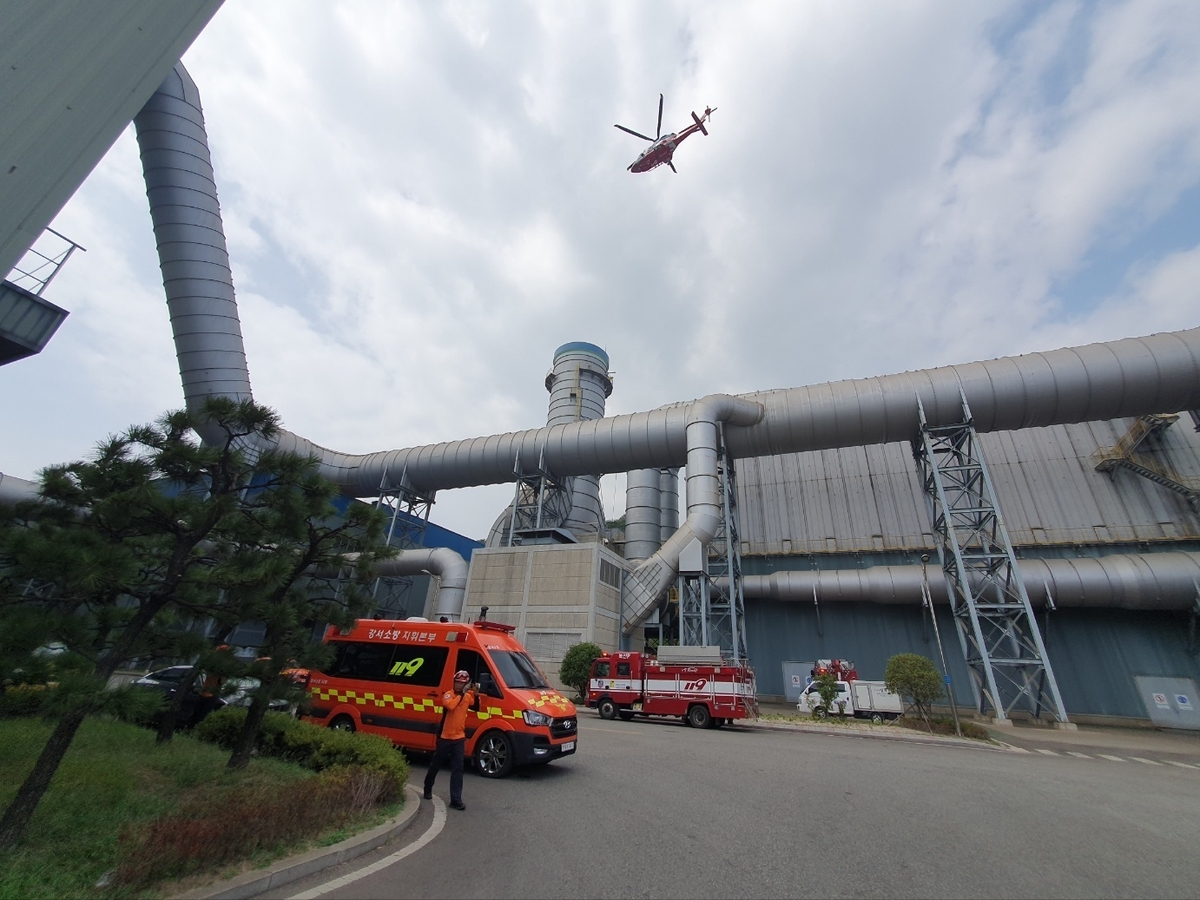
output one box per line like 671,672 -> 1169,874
622,395 -> 764,634
373,547 -> 469,621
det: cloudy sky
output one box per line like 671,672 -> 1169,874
5,1 -> 1200,539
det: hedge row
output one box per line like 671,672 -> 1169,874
193,707 -> 409,792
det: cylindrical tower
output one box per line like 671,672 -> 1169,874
545,342 -> 614,537
624,468 -> 662,563
659,467 -> 680,545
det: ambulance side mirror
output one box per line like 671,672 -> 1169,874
479,671 -> 503,698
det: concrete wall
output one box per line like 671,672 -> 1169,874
462,543 -> 625,692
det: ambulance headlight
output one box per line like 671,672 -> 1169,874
522,710 -> 552,727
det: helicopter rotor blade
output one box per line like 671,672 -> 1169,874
614,124 -> 654,142
657,93 -> 664,139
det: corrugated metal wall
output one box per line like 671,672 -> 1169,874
737,416 -> 1200,555
745,601 -> 1200,718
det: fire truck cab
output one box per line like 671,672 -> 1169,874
586,648 -> 757,729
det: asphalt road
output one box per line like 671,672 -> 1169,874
261,714 -> 1200,899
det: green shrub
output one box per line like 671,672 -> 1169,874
192,704 -> 251,749
193,706 -> 407,795
885,653 -> 944,729
0,683 -> 50,717
559,642 -> 603,701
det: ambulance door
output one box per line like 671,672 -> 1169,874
453,648 -> 503,740
382,641 -> 451,752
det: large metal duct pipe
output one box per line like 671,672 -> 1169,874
132,62 -> 470,614
373,548 -> 469,621
546,342 -> 613,537
263,327 -> 1200,497
738,552 -> 1200,611
659,467 -> 680,544
622,395 -> 764,631
624,468 -> 662,563
132,63 -> 252,445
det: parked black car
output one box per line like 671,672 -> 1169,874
132,666 -> 290,726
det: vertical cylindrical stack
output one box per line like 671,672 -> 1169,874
659,467 -> 680,544
133,63 -> 253,430
624,468 -> 663,563
545,342 -> 613,537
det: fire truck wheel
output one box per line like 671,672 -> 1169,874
329,715 -> 356,733
474,730 -> 514,778
597,698 -> 618,720
687,705 -> 712,729
618,709 -> 635,721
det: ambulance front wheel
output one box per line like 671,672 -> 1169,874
597,698 -> 617,720
329,715 -> 356,733
687,705 -> 712,729
474,730 -> 514,778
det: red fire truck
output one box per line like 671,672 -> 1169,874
586,649 -> 758,729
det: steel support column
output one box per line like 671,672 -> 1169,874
676,426 -> 748,660
913,395 -> 1069,723
371,468 -> 435,618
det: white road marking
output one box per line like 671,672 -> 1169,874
288,797 -> 448,900
1097,755 -> 1126,762
1163,760 -> 1197,769
1129,757 -> 1163,766
1035,748 -> 1059,756
1065,751 -> 1091,759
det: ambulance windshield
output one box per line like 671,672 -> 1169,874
489,650 -> 549,690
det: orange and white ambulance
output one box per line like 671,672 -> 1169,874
301,617 -> 578,777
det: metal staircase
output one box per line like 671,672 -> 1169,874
1092,414 -> 1199,511
913,394 -> 1069,724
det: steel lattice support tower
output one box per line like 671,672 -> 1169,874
371,468 -> 435,618
503,450 -> 573,546
677,427 -> 749,660
913,395 -> 1069,723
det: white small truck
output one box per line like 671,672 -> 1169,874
797,679 -> 903,724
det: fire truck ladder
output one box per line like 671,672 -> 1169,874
371,467 -> 435,618
677,425 -> 749,661
913,394 -> 1069,725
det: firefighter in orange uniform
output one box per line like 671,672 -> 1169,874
423,670 -> 480,811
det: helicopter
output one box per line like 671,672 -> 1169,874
614,94 -> 716,174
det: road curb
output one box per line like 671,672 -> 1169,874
746,718 -> 1000,750
173,784 -> 423,900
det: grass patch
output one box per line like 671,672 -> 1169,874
0,716 -> 401,899
894,715 -> 992,741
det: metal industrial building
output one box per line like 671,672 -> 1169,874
4,2 -> 1200,728
735,419 -> 1200,719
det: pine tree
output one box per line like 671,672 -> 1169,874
0,398 -> 381,848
